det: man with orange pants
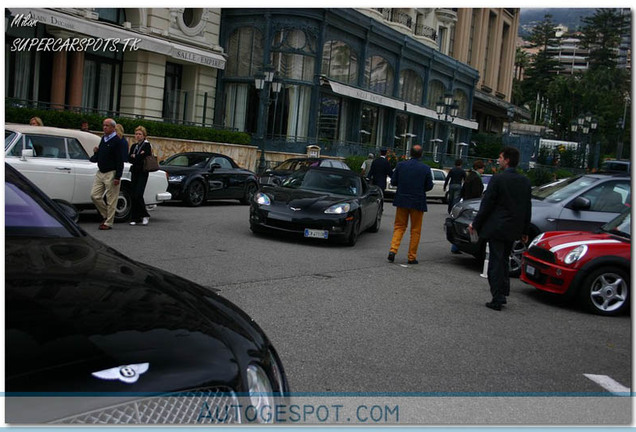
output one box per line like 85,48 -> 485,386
387,145 -> 434,264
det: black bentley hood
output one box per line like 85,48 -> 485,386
5,235 -> 267,394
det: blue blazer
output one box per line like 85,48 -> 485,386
391,158 -> 434,211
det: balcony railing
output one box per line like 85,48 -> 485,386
390,11 -> 413,30
415,24 -> 436,40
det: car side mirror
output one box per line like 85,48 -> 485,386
52,199 -> 79,223
21,148 -> 34,161
210,163 -> 222,171
570,196 -> 591,211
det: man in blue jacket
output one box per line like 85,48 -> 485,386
387,145 -> 434,265
90,118 -> 127,230
469,147 -> 532,311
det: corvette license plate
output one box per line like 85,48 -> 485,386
304,229 -> 328,239
526,265 -> 535,276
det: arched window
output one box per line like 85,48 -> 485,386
226,27 -> 264,77
399,69 -> 423,104
427,80 -> 445,108
271,28 -> 315,81
364,56 -> 394,96
453,89 -> 469,118
322,40 -> 358,85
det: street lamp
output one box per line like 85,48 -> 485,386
435,92 -> 459,166
254,66 -> 282,174
570,112 -> 598,169
617,94 -> 630,160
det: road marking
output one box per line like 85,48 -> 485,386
584,374 -> 631,394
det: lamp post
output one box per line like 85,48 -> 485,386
254,66 -> 282,174
570,112 -> 598,169
435,92 -> 459,166
616,94 -> 630,160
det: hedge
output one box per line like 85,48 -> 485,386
5,106 -> 252,146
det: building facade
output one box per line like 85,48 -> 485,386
5,8 -> 225,125
215,8 -> 480,164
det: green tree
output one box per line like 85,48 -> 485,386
520,14 -> 562,118
580,9 -> 629,70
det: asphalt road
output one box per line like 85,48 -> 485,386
80,197 -> 632,425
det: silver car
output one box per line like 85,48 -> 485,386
444,172 -> 631,276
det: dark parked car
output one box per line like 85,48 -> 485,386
521,210 -> 630,316
445,172 -> 630,276
258,157 -> 350,186
161,152 -> 258,206
5,163 -> 288,424
250,166 -> 383,246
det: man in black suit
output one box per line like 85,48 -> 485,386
468,147 -> 531,311
367,148 -> 393,193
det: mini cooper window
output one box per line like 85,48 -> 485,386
579,181 -> 631,213
601,211 -> 631,238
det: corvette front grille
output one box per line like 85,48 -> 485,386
51,388 -> 240,424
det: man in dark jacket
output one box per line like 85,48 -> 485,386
387,145 -> 434,265
469,147 -> 531,311
444,158 -> 466,213
90,118 -> 127,230
367,148 -> 393,193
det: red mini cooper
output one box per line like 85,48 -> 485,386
521,210 -> 630,316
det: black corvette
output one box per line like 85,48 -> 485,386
161,152 -> 259,206
5,164 -> 288,424
250,166 -> 383,246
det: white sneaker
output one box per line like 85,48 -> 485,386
129,221 -> 137,225
142,217 -> 149,226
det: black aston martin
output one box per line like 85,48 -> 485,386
161,152 -> 259,206
249,166 -> 383,246
5,164 -> 288,424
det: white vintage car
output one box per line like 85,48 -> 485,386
5,124 -> 171,222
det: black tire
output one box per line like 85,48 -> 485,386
185,180 -> 206,207
52,199 -> 79,224
345,213 -> 361,246
579,266 -> 629,316
240,182 -> 258,205
368,203 -> 382,233
114,185 -> 132,222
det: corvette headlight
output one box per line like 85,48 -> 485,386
254,192 -> 271,206
564,245 -> 588,265
246,364 -> 275,423
324,203 -> 351,214
528,233 -> 544,248
168,175 -> 186,183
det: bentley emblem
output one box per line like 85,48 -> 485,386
290,207 -> 301,211
92,363 -> 149,384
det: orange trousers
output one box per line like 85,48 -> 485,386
390,207 -> 424,261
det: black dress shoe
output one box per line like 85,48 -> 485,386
387,252 -> 395,262
407,259 -> 419,264
485,301 -> 502,311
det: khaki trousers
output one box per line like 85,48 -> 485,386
390,207 -> 424,261
91,170 -> 121,227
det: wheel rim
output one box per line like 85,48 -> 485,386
189,182 -> 204,205
116,191 -> 131,219
589,272 -> 628,313
508,240 -> 527,274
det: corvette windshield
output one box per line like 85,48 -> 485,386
282,170 -> 360,196
163,154 -> 211,168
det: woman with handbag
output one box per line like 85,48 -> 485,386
128,126 -> 152,226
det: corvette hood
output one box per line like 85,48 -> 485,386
264,187 -> 351,210
5,235 -> 266,394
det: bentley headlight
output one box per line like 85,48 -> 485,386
324,203 -> 351,214
168,175 -> 186,183
564,245 -> 588,265
254,192 -> 271,206
246,364 -> 275,423
460,208 -> 479,220
528,233 -> 544,248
